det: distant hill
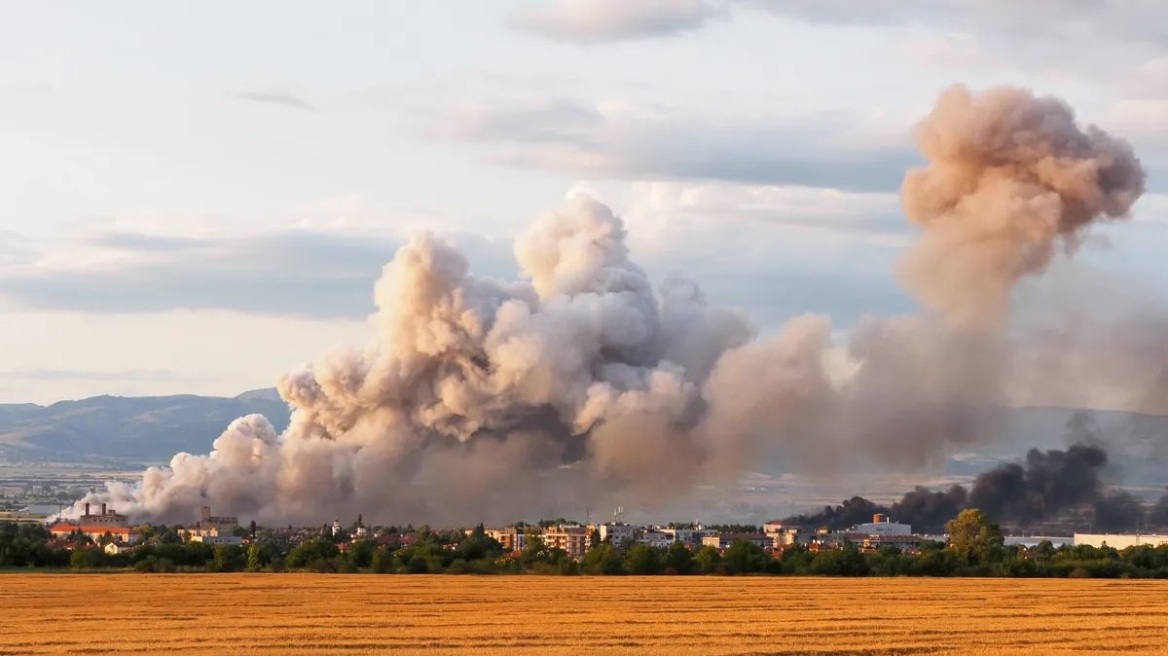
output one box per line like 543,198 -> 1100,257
0,389 -> 290,465
0,391 -> 1163,485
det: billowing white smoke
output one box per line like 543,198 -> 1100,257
77,84 -> 1148,525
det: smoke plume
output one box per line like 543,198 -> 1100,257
75,84 -> 1150,526
967,443 -> 1108,524
899,84 -> 1144,328
784,428 -> 1163,533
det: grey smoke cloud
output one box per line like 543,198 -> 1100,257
76,84 -> 1156,527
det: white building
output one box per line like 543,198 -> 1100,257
663,527 -> 713,545
104,542 -> 137,555
598,523 -> 636,547
850,514 -> 912,536
637,530 -> 673,549
1073,533 -> 1168,550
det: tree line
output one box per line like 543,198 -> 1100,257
3,511 -> 1167,578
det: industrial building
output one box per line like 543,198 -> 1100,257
849,514 -> 912,536
49,503 -> 138,544
1073,533 -> 1168,549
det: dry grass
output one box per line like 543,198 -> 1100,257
0,575 -> 1165,655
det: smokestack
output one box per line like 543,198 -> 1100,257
101,503 -> 107,516
84,503 -> 90,517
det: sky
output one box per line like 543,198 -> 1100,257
2,0 -> 1168,404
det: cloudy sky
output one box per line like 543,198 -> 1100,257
2,0 -> 1167,404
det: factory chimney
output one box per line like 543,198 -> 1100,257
84,503 -> 90,517
101,503 -> 107,516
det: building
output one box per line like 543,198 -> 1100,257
637,529 -> 673,549
770,528 -> 803,547
50,503 -> 138,544
702,533 -> 771,550
542,524 -> 590,560
849,514 -> 912,536
485,527 -> 527,551
1073,533 -> 1168,550
104,542 -> 137,556
1003,536 -> 1075,548
662,526 -> 713,545
198,506 -> 238,531
189,534 -> 244,546
598,523 -> 636,547
860,534 -> 923,552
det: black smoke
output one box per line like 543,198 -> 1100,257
781,440 -> 1159,533
967,443 -> 1108,525
1092,490 -> 1146,532
891,485 -> 968,533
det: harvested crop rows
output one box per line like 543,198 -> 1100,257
1,575 -> 1165,655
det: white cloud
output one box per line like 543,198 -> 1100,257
512,0 -> 729,43
0,309 -> 370,404
430,95 -> 918,191
0,224 -> 516,319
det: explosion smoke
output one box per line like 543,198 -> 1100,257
76,84 -> 1149,526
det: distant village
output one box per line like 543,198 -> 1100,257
4,501 -> 1166,568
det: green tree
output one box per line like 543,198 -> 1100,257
809,543 -> 870,576
663,542 -> 695,575
723,540 -> 770,574
406,555 -> 429,574
69,548 -> 106,569
212,545 -> 244,572
246,542 -> 264,572
582,541 -> 625,575
348,539 -> 375,569
946,508 -> 1004,566
625,544 -> 663,575
371,547 -> 394,574
694,545 -> 722,574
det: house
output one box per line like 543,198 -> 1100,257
104,542 -> 137,556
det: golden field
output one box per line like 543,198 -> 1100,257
1,575 -> 1165,655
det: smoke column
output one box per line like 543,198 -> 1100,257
76,84 -> 1148,526
899,85 -> 1144,329
784,440 -> 1127,532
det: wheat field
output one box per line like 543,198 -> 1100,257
0,575 -> 1165,655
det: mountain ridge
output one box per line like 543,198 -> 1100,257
0,391 -> 1164,481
